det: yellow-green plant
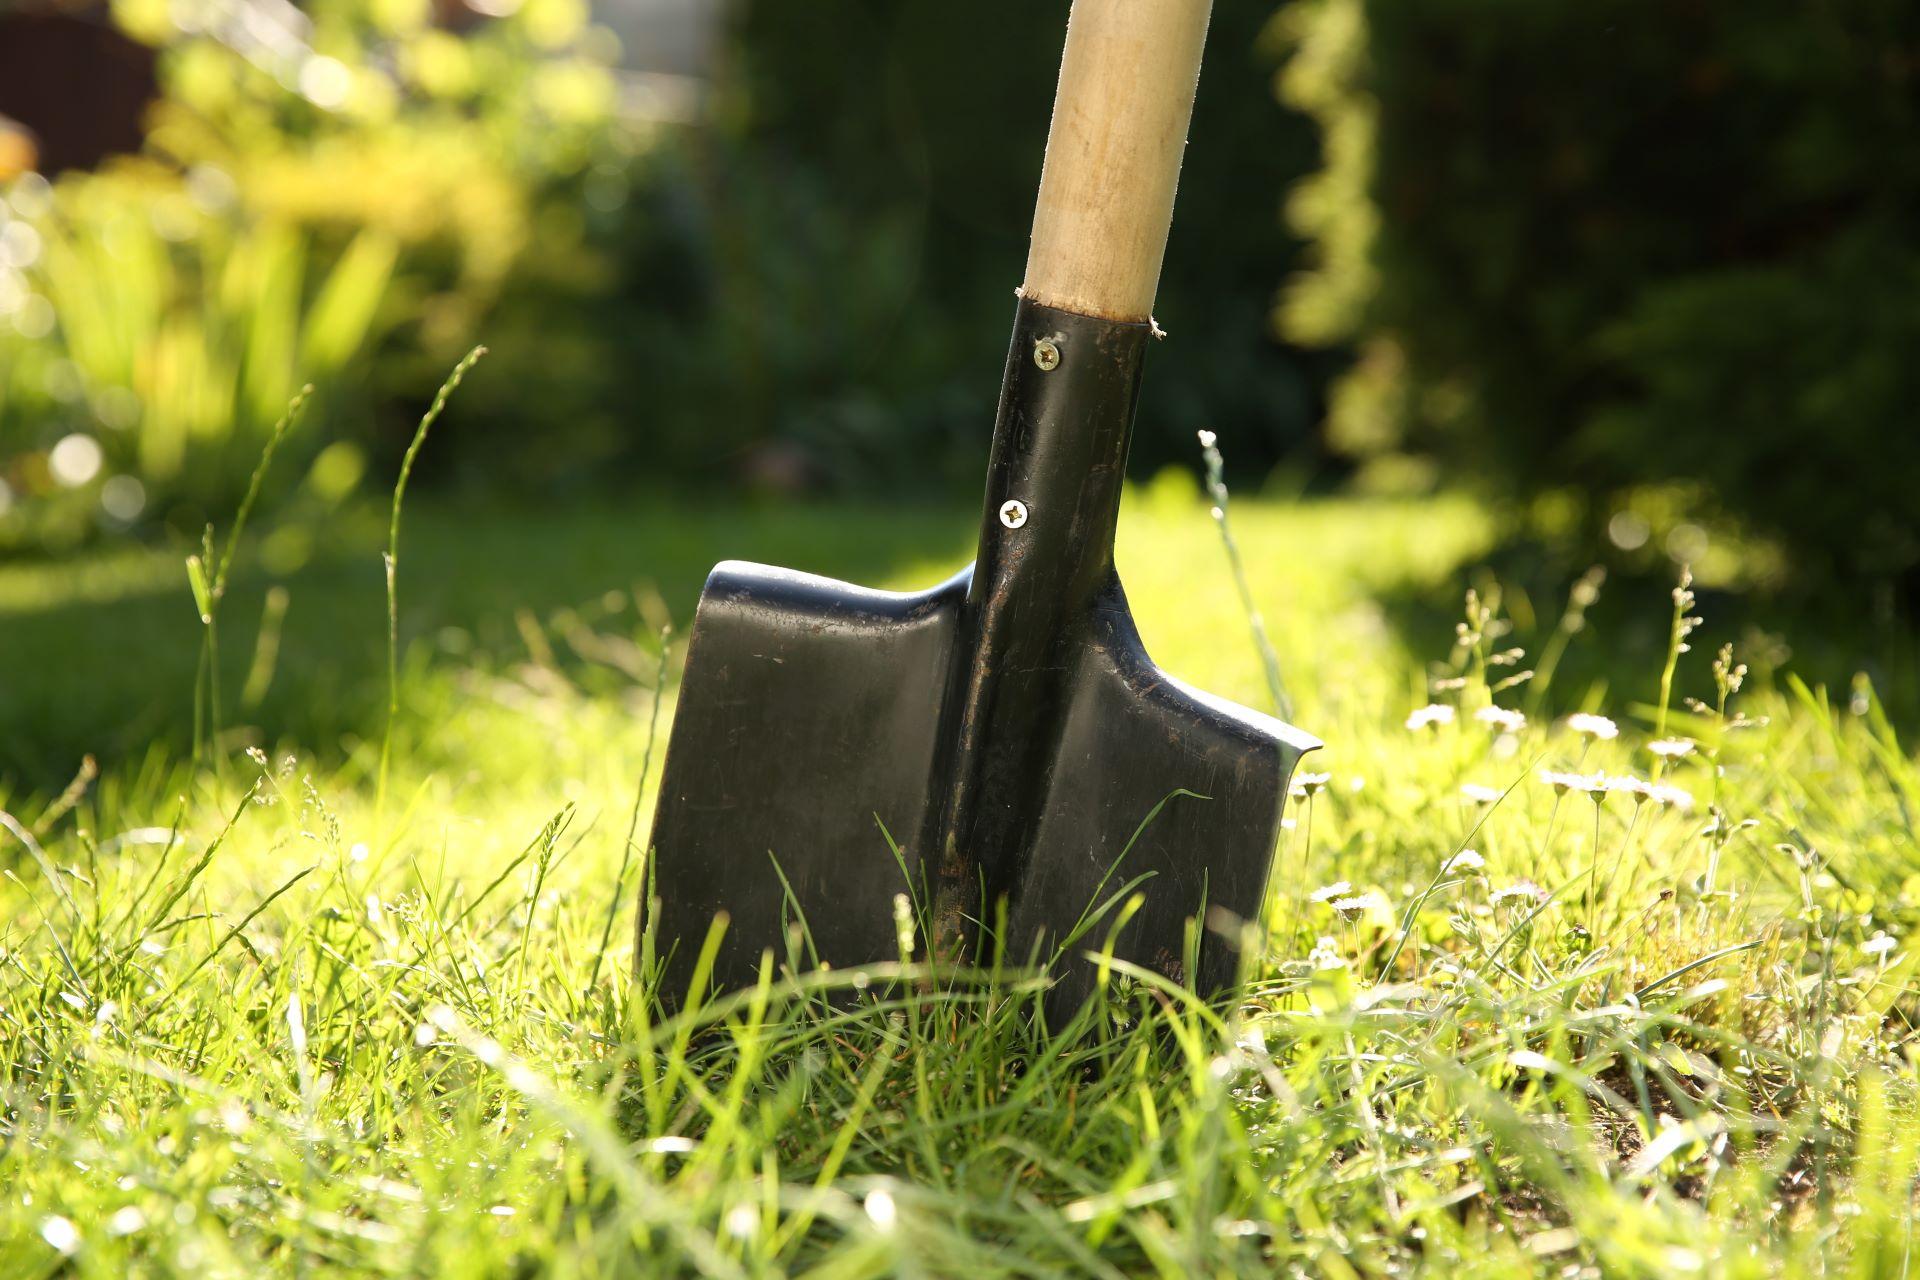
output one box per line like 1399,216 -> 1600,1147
0,0 -> 623,550
0,168 -> 395,544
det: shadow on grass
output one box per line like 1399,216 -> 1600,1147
1363,531 -> 1920,731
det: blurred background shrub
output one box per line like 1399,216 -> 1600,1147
0,0 -> 628,552
0,0 -> 1913,608
1276,0 -> 1920,594
0,0 -> 1328,554
663,0 -> 1330,495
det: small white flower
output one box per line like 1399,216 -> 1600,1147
1490,879 -> 1548,907
107,1206 -> 146,1237
1647,783 -> 1695,812
864,1187 -> 898,1231
1290,772 -> 1332,799
645,1136 -> 697,1154
1331,890 -> 1391,923
1196,429 -> 1218,449
1405,703 -> 1456,731
1458,783 -> 1502,805
41,1215 -> 79,1255
1308,936 -> 1347,971
1604,774 -> 1653,802
1649,738 -> 1697,759
1474,706 -> 1527,733
1566,713 -> 1619,740
1863,932 -> 1898,957
1443,849 -> 1485,873
1309,881 -> 1353,904
724,1203 -> 758,1239
1538,769 -> 1605,796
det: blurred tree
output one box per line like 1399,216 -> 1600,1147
1277,0 -> 1920,592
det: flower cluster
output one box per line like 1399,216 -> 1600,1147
1538,768 -> 1693,809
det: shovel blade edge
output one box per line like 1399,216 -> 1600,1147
642,560 -> 964,1003
1002,587 -> 1322,1022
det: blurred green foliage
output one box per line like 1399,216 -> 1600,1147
0,0 -> 625,552
1,0 -> 1330,555
1276,0 -> 1920,592
673,0 -> 1332,493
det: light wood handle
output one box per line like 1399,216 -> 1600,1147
1022,0 -> 1213,322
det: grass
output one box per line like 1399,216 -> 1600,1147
1,463 -> 1917,1275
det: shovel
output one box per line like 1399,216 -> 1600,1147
641,0 -> 1319,1019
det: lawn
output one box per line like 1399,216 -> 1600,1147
1,480 -> 1916,1276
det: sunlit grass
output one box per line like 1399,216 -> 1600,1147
1,464 -> 1916,1274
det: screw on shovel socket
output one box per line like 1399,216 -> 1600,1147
999,500 -> 1029,529
1032,337 -> 1061,371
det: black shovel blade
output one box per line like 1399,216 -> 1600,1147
996,578 -> 1320,1021
641,561 -> 966,997
642,558 -> 1319,1015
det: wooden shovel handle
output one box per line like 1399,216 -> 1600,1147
1022,0 -> 1214,322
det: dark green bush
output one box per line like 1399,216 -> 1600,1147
681,0 -> 1330,491
1278,0 -> 1920,587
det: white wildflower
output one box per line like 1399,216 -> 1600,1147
41,1216 -> 79,1255
1309,881 -> 1353,904
1331,890 -> 1391,923
1443,849 -> 1485,873
1474,706 -> 1527,733
1604,774 -> 1653,803
1405,704 -> 1456,731
724,1203 -> 758,1239
1459,782 -> 1502,804
865,1187 -> 898,1231
1308,936 -> 1347,971
1491,879 -> 1548,907
1649,738 -> 1697,760
107,1206 -> 145,1237
1863,932 -> 1898,957
645,1136 -> 697,1154
1566,713 -> 1619,740
1538,769 -> 1605,796
1290,772 -> 1332,799
1647,783 -> 1695,811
